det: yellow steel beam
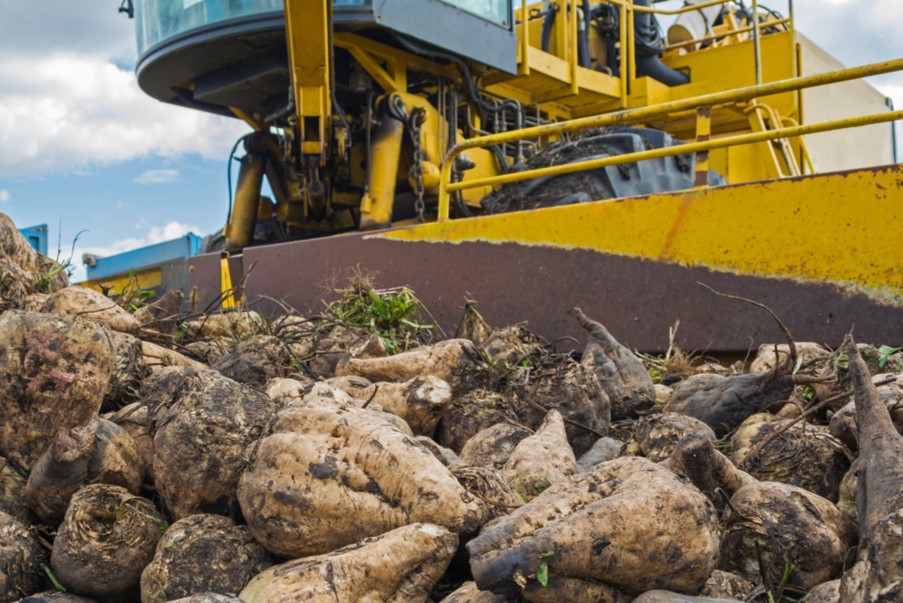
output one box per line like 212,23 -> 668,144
334,33 -> 458,89
446,58 -> 903,152
285,0 -> 331,160
229,107 -> 266,131
378,165 -> 903,304
694,107 -> 712,187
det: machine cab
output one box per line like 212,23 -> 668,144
132,0 -> 516,117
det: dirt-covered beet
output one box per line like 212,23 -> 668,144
165,595 -> 242,603
359,376 -> 453,436
576,308 -> 655,420
460,423 -> 532,470
18,593 -> 101,602
520,576 -> 629,602
0,311 -> 115,470
308,324 -> 387,378
0,212 -> 68,308
664,370 -> 795,438
211,334 -> 299,387
730,413 -> 850,502
631,592 -> 739,603
699,570 -> 755,600
104,331 -> 148,410
828,378 -> 903,451
25,417 -> 143,525
0,458 -> 31,525
662,435 -> 754,511
151,367 -> 281,520
132,289 -> 183,335
104,402 -> 154,486
502,410 -> 576,501
719,481 -> 856,591
576,438 -> 623,472
0,511 -> 45,601
480,324 -> 547,367
439,581 -> 511,602
237,397 -> 486,557
509,356 -> 610,457
239,523 -> 458,602
436,389 -> 518,453
468,457 -> 720,597
838,339 -> 903,602
633,414 -> 716,462
42,286 -> 139,335
800,580 -> 841,603
750,342 -> 830,374
337,338 -> 479,391
51,484 -> 163,603
140,514 -> 271,603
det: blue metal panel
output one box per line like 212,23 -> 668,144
85,233 -> 202,280
18,224 -> 48,256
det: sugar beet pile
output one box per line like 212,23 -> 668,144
0,212 -> 901,603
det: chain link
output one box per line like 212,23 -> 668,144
408,107 -> 427,223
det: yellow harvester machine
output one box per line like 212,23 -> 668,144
109,0 -> 902,351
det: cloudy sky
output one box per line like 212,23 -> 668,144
0,0 -> 899,281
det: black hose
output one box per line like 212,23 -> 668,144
632,0 -> 689,86
541,4 -> 557,53
579,0 -> 592,68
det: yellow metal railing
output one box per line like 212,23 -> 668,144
437,57 -> 903,220
518,0 -> 791,107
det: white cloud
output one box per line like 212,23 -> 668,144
147,221 -> 199,244
0,53 -> 248,177
135,169 -> 180,185
0,189 -> 9,204
72,220 -> 200,282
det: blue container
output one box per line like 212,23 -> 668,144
18,224 -> 48,256
84,233 -> 202,281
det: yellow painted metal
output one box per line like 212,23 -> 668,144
622,0 -> 738,15
472,56 -> 903,151
360,113 -> 404,229
436,57 -> 903,219
229,107 -> 266,131
81,269 -> 162,295
334,34 -> 457,93
220,253 -> 237,310
518,5 -> 530,76
224,152 -> 266,249
380,165 -> 903,303
694,108 -> 712,187
285,0 -> 331,161
445,109 -> 902,195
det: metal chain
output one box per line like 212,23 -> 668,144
408,107 -> 427,223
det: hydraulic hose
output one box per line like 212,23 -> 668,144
541,4 -> 557,53
633,0 -> 690,86
579,0 -> 593,68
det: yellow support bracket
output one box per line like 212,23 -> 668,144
220,253 -> 238,310
285,0 -> 332,162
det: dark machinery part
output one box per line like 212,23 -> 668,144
480,127 -> 722,213
633,0 -> 690,86
590,0 -> 690,86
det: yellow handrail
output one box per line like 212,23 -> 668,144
607,0 -> 737,15
445,111 -> 901,193
437,57 -> 903,219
